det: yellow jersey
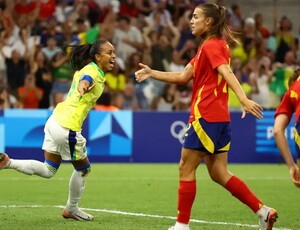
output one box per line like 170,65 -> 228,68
53,62 -> 105,131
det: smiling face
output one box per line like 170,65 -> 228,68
190,7 -> 210,37
95,42 -> 116,72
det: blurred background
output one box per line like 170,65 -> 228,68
0,0 -> 299,163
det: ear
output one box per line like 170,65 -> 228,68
206,17 -> 213,27
95,53 -> 101,61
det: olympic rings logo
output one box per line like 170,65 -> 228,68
170,121 -> 187,144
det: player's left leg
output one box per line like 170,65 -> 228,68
205,153 -> 277,230
0,151 -> 61,178
62,157 -> 93,221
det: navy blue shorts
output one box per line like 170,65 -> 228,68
182,118 -> 231,154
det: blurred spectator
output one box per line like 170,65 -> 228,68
95,0 -> 120,18
0,0 -> 14,41
12,0 -> 39,26
50,50 -> 72,96
230,3 -> 243,31
55,0 -> 74,24
29,45 -> 52,108
17,73 -> 43,109
94,91 -> 120,111
175,9 -> 195,51
254,13 -> 270,39
126,52 -> 149,109
0,41 -> 28,97
176,84 -> 191,111
269,50 -> 297,108
38,0 -> 56,19
41,36 -> 63,61
121,82 -> 140,110
229,57 -> 253,111
231,37 -> 257,66
250,56 -> 273,109
68,0 -> 91,31
170,39 -> 197,72
273,3 -> 295,63
119,0 -> 140,18
49,91 -> 65,110
146,0 -> 171,28
60,21 -> 80,46
112,14 -> 144,62
40,16 -> 63,47
0,83 -> 19,109
151,83 -> 178,111
137,0 -> 155,16
242,17 -> 257,39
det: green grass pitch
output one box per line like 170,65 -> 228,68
0,163 -> 299,230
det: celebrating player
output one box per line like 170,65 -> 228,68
135,3 -> 277,230
0,38 -> 116,221
274,67 -> 300,188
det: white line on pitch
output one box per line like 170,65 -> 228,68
0,205 -> 291,230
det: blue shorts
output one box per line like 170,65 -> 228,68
182,118 -> 231,154
294,121 -> 300,159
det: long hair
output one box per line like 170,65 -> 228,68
288,67 -> 300,87
197,3 -> 239,44
68,38 -> 109,71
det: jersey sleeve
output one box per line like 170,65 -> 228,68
274,90 -> 294,121
79,66 -> 97,82
189,57 -> 196,66
203,40 -> 229,70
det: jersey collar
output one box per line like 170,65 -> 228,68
90,62 -> 105,78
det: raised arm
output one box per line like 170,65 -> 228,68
135,62 -> 194,85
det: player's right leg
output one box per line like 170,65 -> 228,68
0,151 -> 61,178
168,147 -> 203,230
62,157 -> 93,221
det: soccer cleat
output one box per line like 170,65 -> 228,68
259,207 -> 278,230
0,153 -> 10,169
62,208 -> 93,221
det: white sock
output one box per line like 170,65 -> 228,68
256,205 -> 268,218
66,170 -> 86,212
9,159 -> 55,178
174,222 -> 189,230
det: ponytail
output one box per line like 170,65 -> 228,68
68,43 -> 93,71
68,38 -> 109,71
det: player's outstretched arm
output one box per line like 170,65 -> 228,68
135,63 -> 194,85
274,114 -> 300,188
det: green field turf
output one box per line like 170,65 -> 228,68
0,163 -> 299,230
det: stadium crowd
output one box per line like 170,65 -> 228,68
0,0 -> 299,111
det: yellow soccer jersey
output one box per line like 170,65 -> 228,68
53,62 -> 105,131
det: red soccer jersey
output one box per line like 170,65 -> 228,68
275,77 -> 300,123
188,38 -> 231,123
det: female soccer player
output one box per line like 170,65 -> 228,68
0,38 -> 116,221
135,3 -> 277,230
274,67 -> 300,188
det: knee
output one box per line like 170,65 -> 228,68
80,167 -> 91,177
44,161 -> 59,179
178,159 -> 195,179
75,162 -> 91,177
209,170 -> 232,186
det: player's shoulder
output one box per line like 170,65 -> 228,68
79,62 -> 99,75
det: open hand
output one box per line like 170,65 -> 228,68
135,63 -> 152,83
241,99 -> 263,119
